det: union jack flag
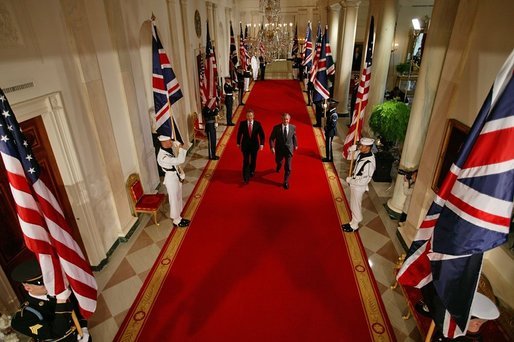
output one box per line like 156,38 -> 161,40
312,29 -> 329,102
152,20 -> 183,142
201,22 -> 218,111
309,23 -> 322,83
397,50 -> 514,338
343,16 -> 374,158
229,21 -> 238,84
325,26 -> 335,76
302,22 -> 313,74
0,89 -> 97,318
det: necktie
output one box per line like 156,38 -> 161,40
283,126 -> 287,141
248,122 -> 253,136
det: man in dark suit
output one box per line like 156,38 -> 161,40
202,106 -> 219,160
223,76 -> 235,126
237,109 -> 265,184
269,112 -> 298,189
322,99 -> 338,162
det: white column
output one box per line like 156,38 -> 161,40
179,0 -> 199,115
389,0 -> 461,242
328,3 -> 341,60
334,0 -> 360,114
364,0 -> 397,132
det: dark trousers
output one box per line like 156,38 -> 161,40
260,66 -> 266,80
205,122 -> 217,158
238,87 -> 244,105
225,96 -> 233,124
315,104 -> 323,127
325,135 -> 334,161
275,150 -> 292,183
242,148 -> 258,181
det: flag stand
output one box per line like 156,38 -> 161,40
348,98 -> 363,177
425,321 -> 435,342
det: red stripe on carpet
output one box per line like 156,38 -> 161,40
115,80 -> 395,341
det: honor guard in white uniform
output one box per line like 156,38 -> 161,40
342,137 -> 376,232
157,135 -> 190,228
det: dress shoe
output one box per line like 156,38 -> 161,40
275,165 -> 281,172
227,123 -> 235,126
342,224 -> 356,233
174,218 -> 190,228
313,124 -> 321,128
414,301 -> 431,317
243,178 -> 249,184
321,157 -> 332,162
209,156 -> 220,160
250,171 -> 255,177
283,182 -> 289,189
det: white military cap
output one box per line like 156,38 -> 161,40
470,292 -> 500,320
359,137 -> 375,146
158,135 -> 171,142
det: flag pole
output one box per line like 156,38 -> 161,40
425,321 -> 435,342
71,310 -> 83,337
348,98 -> 363,177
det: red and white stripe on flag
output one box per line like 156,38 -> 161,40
343,65 -> 372,158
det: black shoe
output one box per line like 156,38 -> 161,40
283,182 -> 289,189
342,224 -> 355,233
313,124 -> 321,128
321,157 -> 332,162
174,218 -> 190,228
243,179 -> 249,184
240,102 -> 245,106
276,165 -> 281,172
415,301 -> 431,317
250,171 -> 255,177
227,123 -> 235,126
209,156 -> 220,160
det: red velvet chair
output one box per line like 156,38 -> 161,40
126,173 -> 165,226
192,112 -> 208,146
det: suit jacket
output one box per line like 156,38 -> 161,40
237,120 -> 265,151
269,124 -> 297,155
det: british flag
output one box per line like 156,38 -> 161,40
152,20 -> 183,142
302,22 -> 313,74
343,16 -> 374,158
291,24 -> 299,57
312,29 -> 329,102
229,21 -> 238,84
397,50 -> 514,338
0,89 -> 97,318
324,26 -> 335,76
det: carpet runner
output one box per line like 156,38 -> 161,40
115,80 -> 395,341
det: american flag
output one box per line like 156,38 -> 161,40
343,16 -> 374,158
397,50 -> 514,338
302,22 -> 313,74
229,21 -> 238,84
0,89 -> 97,318
325,25 -> 335,76
239,23 -> 248,71
309,23 -> 322,83
312,29 -> 329,102
259,40 -> 265,56
291,24 -> 299,57
201,22 -> 219,111
152,20 -> 184,142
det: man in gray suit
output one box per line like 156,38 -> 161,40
269,112 -> 298,189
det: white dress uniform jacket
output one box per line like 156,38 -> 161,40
157,146 -> 187,225
346,151 -> 376,230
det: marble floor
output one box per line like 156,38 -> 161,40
87,81 -> 422,341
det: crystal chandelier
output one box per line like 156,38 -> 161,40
258,0 -> 291,60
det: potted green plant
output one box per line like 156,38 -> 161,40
369,100 -> 411,182
396,62 -> 411,75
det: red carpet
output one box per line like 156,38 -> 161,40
115,80 -> 395,341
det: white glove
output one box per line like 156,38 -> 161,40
345,177 -> 351,184
172,140 -> 181,148
349,144 -> 358,152
56,288 -> 71,301
77,327 -> 90,341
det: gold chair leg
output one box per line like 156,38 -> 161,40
391,280 -> 398,289
402,309 -> 411,320
153,212 -> 160,226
